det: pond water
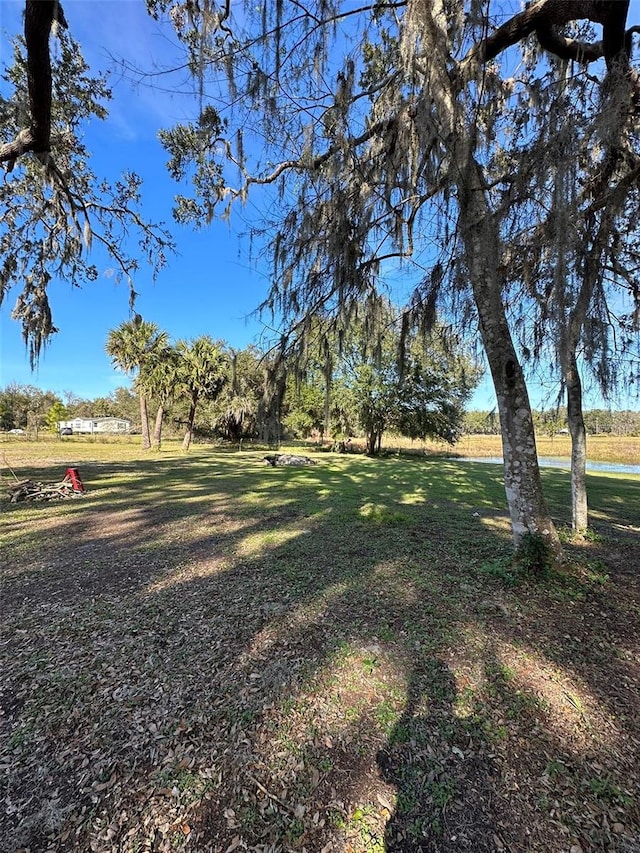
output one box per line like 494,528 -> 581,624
452,456 -> 640,476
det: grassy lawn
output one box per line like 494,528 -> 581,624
1,440 -> 639,852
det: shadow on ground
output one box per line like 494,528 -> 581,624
1,450 -> 639,852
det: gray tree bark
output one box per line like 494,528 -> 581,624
565,355 -> 588,531
457,147 -> 562,554
139,394 -> 151,450
152,404 -> 164,450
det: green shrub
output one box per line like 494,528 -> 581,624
516,532 -> 553,577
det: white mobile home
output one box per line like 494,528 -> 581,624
58,417 -> 131,435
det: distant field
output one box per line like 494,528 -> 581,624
338,433 -> 639,466
3,430 -> 638,464
443,433 -> 640,465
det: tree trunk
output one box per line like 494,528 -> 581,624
182,396 -> 197,451
152,404 -> 164,450
258,369 -> 286,447
490,342 -> 561,552
323,354 -> 333,445
140,394 -> 151,450
365,428 -> 374,455
566,354 -> 588,531
458,148 -> 561,555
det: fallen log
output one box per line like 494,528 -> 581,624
263,454 -> 317,467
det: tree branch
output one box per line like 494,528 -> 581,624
0,0 -> 66,169
471,0 -> 625,65
535,24 -> 603,63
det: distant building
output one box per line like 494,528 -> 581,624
58,417 -> 131,435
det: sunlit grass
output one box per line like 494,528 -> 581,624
2,437 -> 639,852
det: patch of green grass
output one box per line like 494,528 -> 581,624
377,623 -> 395,642
317,756 -> 333,773
541,562 -> 609,602
374,699 -> 400,734
584,563 -> 609,585
328,808 -> 347,829
587,776 -> 632,806
545,759 -> 567,779
477,557 -> 521,586
515,532 -> 554,577
359,502 -> 413,526
7,723 -> 34,750
396,787 -> 418,814
487,661 -> 515,682
428,778 -> 456,808
361,654 -> 378,674
285,816 -> 305,841
480,719 -> 509,742
560,526 -> 604,544
348,805 -> 385,853
153,766 -> 214,804
505,689 -> 547,719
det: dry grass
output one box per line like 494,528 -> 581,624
387,433 -> 640,465
449,434 -> 640,465
3,430 -> 638,465
1,441 -> 639,852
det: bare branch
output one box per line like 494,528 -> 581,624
0,1 -> 67,168
468,0 -> 637,72
535,24 -> 603,64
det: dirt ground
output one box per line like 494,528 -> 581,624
1,446 -> 639,853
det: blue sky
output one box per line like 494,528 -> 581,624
0,2 -> 637,412
1,0 -> 271,400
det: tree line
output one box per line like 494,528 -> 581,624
6,374 -> 637,447
2,306 -> 477,450
463,409 -> 640,438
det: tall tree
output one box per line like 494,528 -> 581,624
139,343 -> 180,450
0,8 -> 173,364
333,314 -> 479,455
499,24 -> 640,531
105,317 -> 169,449
154,0 -> 639,555
212,346 -> 264,443
175,336 -> 228,451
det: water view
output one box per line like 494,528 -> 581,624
454,456 -> 640,475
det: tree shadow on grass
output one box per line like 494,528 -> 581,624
2,450 -> 639,851
377,659 -> 507,853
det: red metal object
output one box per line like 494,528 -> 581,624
64,467 -> 85,492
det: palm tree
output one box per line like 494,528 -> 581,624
105,316 -> 168,449
176,336 -> 228,451
139,343 -> 180,450
214,347 -> 263,443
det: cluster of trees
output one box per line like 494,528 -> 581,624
6,380 -> 636,445
105,317 -> 227,451
102,309 -> 478,453
1,308 -> 478,450
2,2 -> 639,554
